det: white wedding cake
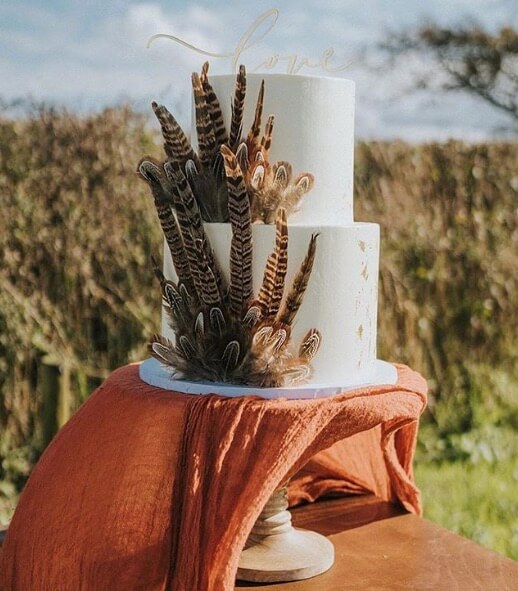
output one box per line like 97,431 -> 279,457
151,72 -> 397,394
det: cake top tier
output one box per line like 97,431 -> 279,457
194,73 -> 356,226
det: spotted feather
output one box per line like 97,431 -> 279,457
298,328 -> 322,361
246,79 -> 264,158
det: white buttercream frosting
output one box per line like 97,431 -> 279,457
206,74 -> 355,225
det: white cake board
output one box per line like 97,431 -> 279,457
139,357 -> 397,399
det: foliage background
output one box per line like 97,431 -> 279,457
0,106 -> 516,557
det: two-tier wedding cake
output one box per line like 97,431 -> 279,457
139,64 -> 396,397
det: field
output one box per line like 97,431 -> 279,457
416,455 -> 517,558
0,106 -> 516,558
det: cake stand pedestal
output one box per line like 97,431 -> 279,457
236,485 -> 334,583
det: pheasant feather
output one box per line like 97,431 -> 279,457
200,61 -> 228,147
255,209 -> 288,318
267,209 -> 288,317
229,65 -> 247,149
299,328 -> 322,361
136,158 -> 196,296
149,334 -> 177,366
278,233 -> 319,326
261,115 -> 275,155
165,160 -> 224,305
247,80 -> 265,159
151,102 -> 198,166
192,72 -> 217,168
221,145 -> 253,317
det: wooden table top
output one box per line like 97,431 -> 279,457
236,495 -> 518,591
1,495 -> 516,590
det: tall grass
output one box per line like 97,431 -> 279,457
0,106 -> 516,554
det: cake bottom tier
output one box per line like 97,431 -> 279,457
162,222 -> 381,388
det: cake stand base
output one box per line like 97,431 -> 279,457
236,486 -> 334,583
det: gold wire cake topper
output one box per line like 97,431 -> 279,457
147,9 -> 352,75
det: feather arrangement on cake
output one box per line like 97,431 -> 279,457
151,62 -> 314,224
137,63 -> 321,388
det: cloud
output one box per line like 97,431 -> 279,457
127,3 -> 228,56
0,1 -> 516,140
0,2 -> 230,121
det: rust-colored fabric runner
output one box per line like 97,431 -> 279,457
0,363 -> 426,591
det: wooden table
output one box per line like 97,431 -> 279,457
1,496 -> 516,590
236,495 -> 517,591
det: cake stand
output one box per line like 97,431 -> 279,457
236,484 -> 334,582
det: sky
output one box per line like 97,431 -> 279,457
0,0 -> 517,140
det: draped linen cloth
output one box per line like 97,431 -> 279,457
0,363 -> 427,591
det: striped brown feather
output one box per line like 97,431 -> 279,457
162,162 -> 205,301
256,251 -> 277,314
192,72 -> 217,168
168,161 -> 223,291
221,144 -> 253,316
246,79 -> 264,156
256,208 -> 288,316
229,65 -> 247,149
277,233 -> 318,326
165,160 -> 223,305
267,208 -> 288,317
195,239 -> 222,307
155,203 -> 195,295
151,102 -> 197,166
200,62 -> 228,147
136,159 -> 195,295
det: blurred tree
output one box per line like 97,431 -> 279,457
382,25 -> 518,121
